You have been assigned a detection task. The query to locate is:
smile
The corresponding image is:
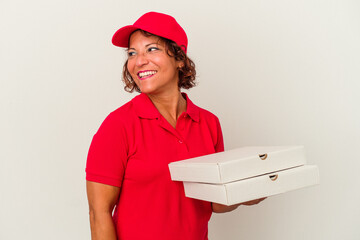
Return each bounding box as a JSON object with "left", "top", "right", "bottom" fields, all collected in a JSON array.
[{"left": 137, "top": 70, "right": 157, "bottom": 80}]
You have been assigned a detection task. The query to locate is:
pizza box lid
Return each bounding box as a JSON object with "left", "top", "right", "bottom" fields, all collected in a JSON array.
[{"left": 169, "top": 146, "right": 306, "bottom": 184}]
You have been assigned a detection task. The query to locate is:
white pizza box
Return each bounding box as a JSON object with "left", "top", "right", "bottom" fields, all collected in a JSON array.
[
  {"left": 169, "top": 146, "right": 306, "bottom": 184},
  {"left": 183, "top": 165, "right": 320, "bottom": 206}
]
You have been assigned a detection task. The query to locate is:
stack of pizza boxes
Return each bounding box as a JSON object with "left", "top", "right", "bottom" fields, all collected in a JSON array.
[{"left": 168, "top": 146, "right": 319, "bottom": 205}]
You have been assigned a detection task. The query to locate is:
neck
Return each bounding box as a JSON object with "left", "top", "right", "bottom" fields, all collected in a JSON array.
[{"left": 147, "top": 91, "right": 187, "bottom": 121}]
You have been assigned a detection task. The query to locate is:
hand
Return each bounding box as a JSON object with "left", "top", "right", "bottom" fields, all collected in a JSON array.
[
  {"left": 212, "top": 197, "right": 267, "bottom": 213},
  {"left": 240, "top": 197, "right": 267, "bottom": 206}
]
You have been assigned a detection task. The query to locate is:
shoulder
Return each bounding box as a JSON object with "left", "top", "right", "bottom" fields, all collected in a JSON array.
[
  {"left": 184, "top": 92, "right": 221, "bottom": 124},
  {"left": 196, "top": 106, "right": 222, "bottom": 134},
  {"left": 108, "top": 100, "right": 135, "bottom": 121},
  {"left": 190, "top": 99, "right": 224, "bottom": 151},
  {"left": 197, "top": 105, "right": 220, "bottom": 121},
  {"left": 190, "top": 100, "right": 221, "bottom": 124},
  {"left": 97, "top": 96, "right": 139, "bottom": 132}
]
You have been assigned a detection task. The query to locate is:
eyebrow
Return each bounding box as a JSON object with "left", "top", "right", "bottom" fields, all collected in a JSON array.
[{"left": 127, "top": 42, "right": 159, "bottom": 51}]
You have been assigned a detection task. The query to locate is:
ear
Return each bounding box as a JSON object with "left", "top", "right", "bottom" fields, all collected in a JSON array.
[{"left": 177, "top": 61, "right": 184, "bottom": 69}]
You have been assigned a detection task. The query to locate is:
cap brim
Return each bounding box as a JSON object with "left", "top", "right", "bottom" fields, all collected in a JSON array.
[{"left": 112, "top": 25, "right": 139, "bottom": 48}]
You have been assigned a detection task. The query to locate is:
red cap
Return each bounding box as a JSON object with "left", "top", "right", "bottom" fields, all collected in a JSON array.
[{"left": 112, "top": 12, "right": 188, "bottom": 53}]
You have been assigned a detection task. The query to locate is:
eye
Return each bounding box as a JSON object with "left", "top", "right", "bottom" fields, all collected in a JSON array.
[
  {"left": 127, "top": 51, "right": 136, "bottom": 57},
  {"left": 147, "top": 47, "right": 159, "bottom": 52}
]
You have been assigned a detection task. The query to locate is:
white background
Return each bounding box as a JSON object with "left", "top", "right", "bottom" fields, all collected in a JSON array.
[{"left": 1, "top": 0, "right": 359, "bottom": 239}]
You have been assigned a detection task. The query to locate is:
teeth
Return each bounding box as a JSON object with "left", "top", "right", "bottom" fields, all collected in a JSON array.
[{"left": 139, "top": 71, "right": 156, "bottom": 78}]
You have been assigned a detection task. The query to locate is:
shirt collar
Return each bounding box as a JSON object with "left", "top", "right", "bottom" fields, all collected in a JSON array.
[
  {"left": 131, "top": 92, "right": 200, "bottom": 122},
  {"left": 182, "top": 92, "right": 200, "bottom": 122}
]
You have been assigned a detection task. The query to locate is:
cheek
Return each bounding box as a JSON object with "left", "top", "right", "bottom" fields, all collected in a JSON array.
[
  {"left": 127, "top": 58, "right": 136, "bottom": 71},
  {"left": 126, "top": 61, "right": 137, "bottom": 77}
]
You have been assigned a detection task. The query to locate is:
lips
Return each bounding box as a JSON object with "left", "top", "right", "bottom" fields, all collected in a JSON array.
[{"left": 137, "top": 70, "right": 157, "bottom": 80}]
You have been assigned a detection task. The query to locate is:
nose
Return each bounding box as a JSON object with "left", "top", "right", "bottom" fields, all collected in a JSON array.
[{"left": 135, "top": 52, "right": 149, "bottom": 67}]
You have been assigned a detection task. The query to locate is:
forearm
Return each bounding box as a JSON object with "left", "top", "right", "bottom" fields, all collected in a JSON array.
[{"left": 89, "top": 211, "right": 117, "bottom": 240}]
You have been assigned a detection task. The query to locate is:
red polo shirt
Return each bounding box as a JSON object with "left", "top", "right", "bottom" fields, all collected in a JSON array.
[{"left": 86, "top": 92, "right": 224, "bottom": 240}]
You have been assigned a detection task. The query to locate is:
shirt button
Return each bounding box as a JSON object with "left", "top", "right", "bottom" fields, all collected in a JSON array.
[{"left": 178, "top": 140, "right": 183, "bottom": 144}]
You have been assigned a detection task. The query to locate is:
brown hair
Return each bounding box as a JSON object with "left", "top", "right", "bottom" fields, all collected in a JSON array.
[{"left": 122, "top": 30, "right": 196, "bottom": 93}]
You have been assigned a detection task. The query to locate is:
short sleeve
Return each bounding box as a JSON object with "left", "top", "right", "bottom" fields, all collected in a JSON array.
[
  {"left": 215, "top": 117, "right": 225, "bottom": 153},
  {"left": 85, "top": 112, "right": 128, "bottom": 187}
]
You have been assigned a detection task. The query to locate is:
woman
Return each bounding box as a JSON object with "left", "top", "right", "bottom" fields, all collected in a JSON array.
[{"left": 86, "top": 12, "right": 264, "bottom": 240}]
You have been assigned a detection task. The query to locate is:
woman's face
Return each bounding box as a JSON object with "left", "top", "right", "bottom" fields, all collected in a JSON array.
[{"left": 127, "top": 31, "right": 182, "bottom": 95}]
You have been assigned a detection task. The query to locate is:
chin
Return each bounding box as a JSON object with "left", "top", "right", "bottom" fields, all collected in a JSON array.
[
  {"left": 139, "top": 87, "right": 156, "bottom": 95},
  {"left": 138, "top": 84, "right": 161, "bottom": 94}
]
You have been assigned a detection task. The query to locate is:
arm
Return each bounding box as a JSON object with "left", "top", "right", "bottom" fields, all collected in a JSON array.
[
  {"left": 86, "top": 181, "right": 120, "bottom": 240},
  {"left": 212, "top": 197, "right": 267, "bottom": 213}
]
